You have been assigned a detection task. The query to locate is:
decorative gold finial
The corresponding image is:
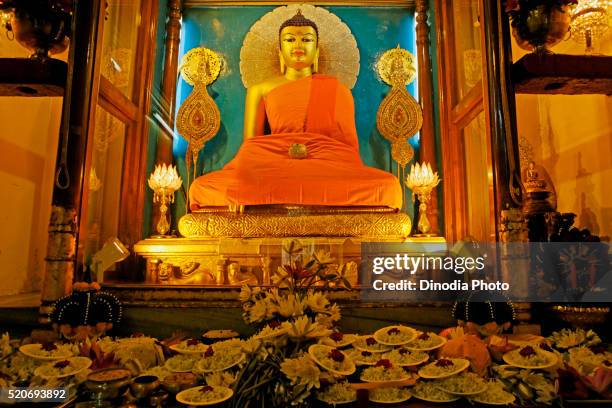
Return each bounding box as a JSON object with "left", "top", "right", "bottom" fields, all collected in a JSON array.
[
  {"left": 179, "top": 47, "right": 221, "bottom": 86},
  {"left": 377, "top": 46, "right": 417, "bottom": 86}
]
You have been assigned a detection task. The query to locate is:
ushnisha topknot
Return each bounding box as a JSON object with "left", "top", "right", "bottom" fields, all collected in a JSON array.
[{"left": 279, "top": 9, "right": 319, "bottom": 39}]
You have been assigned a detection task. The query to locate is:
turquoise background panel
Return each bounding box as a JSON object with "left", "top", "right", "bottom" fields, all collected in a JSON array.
[{"left": 169, "top": 6, "right": 418, "bottom": 224}]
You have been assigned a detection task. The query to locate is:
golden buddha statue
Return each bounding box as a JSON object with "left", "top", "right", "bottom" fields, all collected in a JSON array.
[
  {"left": 137, "top": 10, "right": 412, "bottom": 282},
  {"left": 188, "top": 11, "right": 402, "bottom": 210}
]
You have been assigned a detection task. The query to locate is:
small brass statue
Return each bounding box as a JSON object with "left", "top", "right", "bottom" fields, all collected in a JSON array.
[
  {"left": 228, "top": 262, "right": 258, "bottom": 286},
  {"left": 156, "top": 261, "right": 214, "bottom": 285}
]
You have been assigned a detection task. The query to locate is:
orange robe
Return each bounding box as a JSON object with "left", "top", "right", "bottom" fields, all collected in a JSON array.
[{"left": 189, "top": 75, "right": 402, "bottom": 209}]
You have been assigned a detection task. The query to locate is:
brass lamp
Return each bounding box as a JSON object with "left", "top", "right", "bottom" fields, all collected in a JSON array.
[
  {"left": 148, "top": 164, "right": 182, "bottom": 237},
  {"left": 406, "top": 162, "right": 441, "bottom": 236}
]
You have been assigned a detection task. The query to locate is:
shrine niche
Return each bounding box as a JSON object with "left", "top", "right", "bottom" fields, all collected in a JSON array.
[
  {"left": 3, "top": 1, "right": 612, "bottom": 407},
  {"left": 131, "top": 2, "right": 436, "bottom": 289}
]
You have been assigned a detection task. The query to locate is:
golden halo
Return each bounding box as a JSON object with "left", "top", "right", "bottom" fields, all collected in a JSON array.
[
  {"left": 240, "top": 4, "right": 360, "bottom": 89},
  {"left": 180, "top": 47, "right": 221, "bottom": 86},
  {"left": 377, "top": 46, "right": 417, "bottom": 86}
]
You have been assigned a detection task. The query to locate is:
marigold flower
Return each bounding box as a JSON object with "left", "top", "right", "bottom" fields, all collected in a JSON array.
[
  {"left": 281, "top": 355, "right": 321, "bottom": 389},
  {"left": 305, "top": 291, "right": 330, "bottom": 313},
  {"left": 282, "top": 316, "right": 332, "bottom": 340}
]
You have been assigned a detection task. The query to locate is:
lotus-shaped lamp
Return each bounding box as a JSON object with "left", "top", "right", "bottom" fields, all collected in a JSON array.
[
  {"left": 148, "top": 164, "right": 182, "bottom": 193},
  {"left": 406, "top": 162, "right": 440, "bottom": 192},
  {"left": 405, "top": 162, "right": 441, "bottom": 236},
  {"left": 148, "top": 164, "right": 182, "bottom": 237}
]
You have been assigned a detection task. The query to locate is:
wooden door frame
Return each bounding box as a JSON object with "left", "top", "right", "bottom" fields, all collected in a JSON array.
[
  {"left": 117, "top": 0, "right": 159, "bottom": 251},
  {"left": 433, "top": 0, "right": 495, "bottom": 242},
  {"left": 78, "top": 0, "right": 159, "bottom": 275}
]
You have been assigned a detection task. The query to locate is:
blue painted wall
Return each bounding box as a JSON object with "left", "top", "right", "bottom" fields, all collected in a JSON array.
[{"left": 170, "top": 6, "right": 418, "bottom": 223}]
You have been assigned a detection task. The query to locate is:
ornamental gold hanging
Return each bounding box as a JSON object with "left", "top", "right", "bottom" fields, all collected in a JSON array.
[
  {"left": 376, "top": 46, "right": 422, "bottom": 151},
  {"left": 176, "top": 47, "right": 222, "bottom": 198},
  {"left": 376, "top": 46, "right": 422, "bottom": 211},
  {"left": 176, "top": 84, "right": 221, "bottom": 164},
  {"left": 377, "top": 86, "right": 423, "bottom": 145}
]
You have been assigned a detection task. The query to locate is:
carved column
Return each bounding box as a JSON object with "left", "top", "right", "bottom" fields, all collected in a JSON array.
[
  {"left": 482, "top": 0, "right": 523, "bottom": 230},
  {"left": 415, "top": 0, "right": 439, "bottom": 234},
  {"left": 157, "top": 0, "right": 183, "bottom": 163},
  {"left": 40, "top": 0, "right": 103, "bottom": 323},
  {"left": 215, "top": 256, "right": 228, "bottom": 285},
  {"left": 499, "top": 209, "right": 529, "bottom": 298},
  {"left": 482, "top": 1, "right": 531, "bottom": 329},
  {"left": 261, "top": 256, "right": 272, "bottom": 285}
]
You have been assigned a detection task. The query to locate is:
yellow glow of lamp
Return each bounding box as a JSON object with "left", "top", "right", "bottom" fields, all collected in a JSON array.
[
  {"left": 0, "top": 10, "right": 12, "bottom": 30},
  {"left": 148, "top": 164, "right": 182, "bottom": 237},
  {"left": 570, "top": 0, "right": 610, "bottom": 53},
  {"left": 405, "top": 162, "right": 441, "bottom": 236}
]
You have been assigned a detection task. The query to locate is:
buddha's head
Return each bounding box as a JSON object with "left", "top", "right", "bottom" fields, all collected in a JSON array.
[{"left": 278, "top": 10, "right": 319, "bottom": 75}]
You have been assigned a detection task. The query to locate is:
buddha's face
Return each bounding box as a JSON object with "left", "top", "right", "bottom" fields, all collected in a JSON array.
[{"left": 279, "top": 25, "right": 318, "bottom": 71}]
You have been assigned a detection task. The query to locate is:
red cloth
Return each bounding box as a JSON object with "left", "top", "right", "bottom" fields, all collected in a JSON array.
[{"left": 189, "top": 75, "right": 402, "bottom": 209}]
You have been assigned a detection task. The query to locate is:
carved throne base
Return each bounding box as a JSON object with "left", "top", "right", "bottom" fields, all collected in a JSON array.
[
  {"left": 178, "top": 206, "right": 412, "bottom": 239},
  {"left": 133, "top": 235, "right": 446, "bottom": 286},
  {"left": 134, "top": 206, "right": 422, "bottom": 286},
  {"left": 135, "top": 237, "right": 352, "bottom": 285}
]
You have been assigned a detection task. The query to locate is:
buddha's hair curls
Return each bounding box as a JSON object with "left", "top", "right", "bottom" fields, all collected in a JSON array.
[{"left": 279, "top": 9, "right": 319, "bottom": 38}]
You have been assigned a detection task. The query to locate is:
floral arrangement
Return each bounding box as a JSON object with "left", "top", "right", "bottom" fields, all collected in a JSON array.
[
  {"left": 230, "top": 242, "right": 351, "bottom": 407},
  {"left": 1, "top": 242, "right": 610, "bottom": 406},
  {"left": 489, "top": 328, "right": 612, "bottom": 405},
  {"left": 240, "top": 242, "right": 348, "bottom": 329},
  {"left": 1, "top": 322, "right": 611, "bottom": 406},
  {"left": 531, "top": 213, "right": 610, "bottom": 301}
]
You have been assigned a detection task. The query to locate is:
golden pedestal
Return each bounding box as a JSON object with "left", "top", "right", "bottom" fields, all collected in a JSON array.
[
  {"left": 135, "top": 237, "right": 353, "bottom": 285},
  {"left": 134, "top": 207, "right": 424, "bottom": 286},
  {"left": 134, "top": 235, "right": 447, "bottom": 287}
]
